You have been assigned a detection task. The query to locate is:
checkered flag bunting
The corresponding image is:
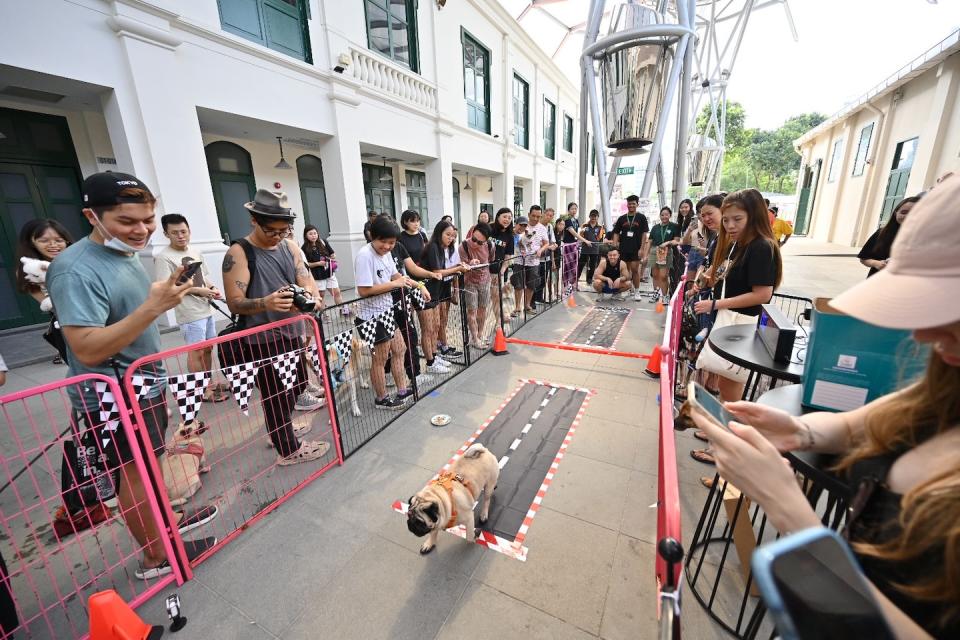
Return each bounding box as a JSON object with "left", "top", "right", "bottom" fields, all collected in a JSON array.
[
  {"left": 356, "top": 317, "right": 378, "bottom": 350},
  {"left": 377, "top": 308, "right": 397, "bottom": 337},
  {"left": 327, "top": 329, "right": 354, "bottom": 370},
  {"left": 407, "top": 287, "right": 426, "bottom": 310},
  {"left": 272, "top": 350, "right": 301, "bottom": 392},
  {"left": 308, "top": 343, "right": 324, "bottom": 377},
  {"left": 130, "top": 375, "right": 156, "bottom": 402},
  {"left": 222, "top": 363, "right": 257, "bottom": 415},
  {"left": 168, "top": 372, "right": 211, "bottom": 425},
  {"left": 93, "top": 381, "right": 122, "bottom": 448}
]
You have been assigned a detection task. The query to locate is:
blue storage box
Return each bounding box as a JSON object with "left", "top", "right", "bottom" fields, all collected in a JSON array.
[{"left": 801, "top": 298, "right": 927, "bottom": 411}]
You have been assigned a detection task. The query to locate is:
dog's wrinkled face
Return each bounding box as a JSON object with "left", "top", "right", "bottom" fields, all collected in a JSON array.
[{"left": 406, "top": 495, "right": 440, "bottom": 537}]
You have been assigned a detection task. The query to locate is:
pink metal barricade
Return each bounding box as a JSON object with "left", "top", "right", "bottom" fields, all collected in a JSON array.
[
  {"left": 123, "top": 314, "right": 343, "bottom": 569},
  {"left": 0, "top": 374, "right": 183, "bottom": 639},
  {"left": 656, "top": 280, "right": 685, "bottom": 638}
]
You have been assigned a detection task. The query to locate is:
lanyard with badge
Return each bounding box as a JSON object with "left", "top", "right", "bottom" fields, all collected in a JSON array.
[{"left": 625, "top": 214, "right": 639, "bottom": 239}]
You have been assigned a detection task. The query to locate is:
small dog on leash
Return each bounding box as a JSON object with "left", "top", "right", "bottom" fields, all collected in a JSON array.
[
  {"left": 160, "top": 421, "right": 210, "bottom": 507},
  {"left": 326, "top": 335, "right": 369, "bottom": 417},
  {"left": 406, "top": 443, "right": 499, "bottom": 554}
]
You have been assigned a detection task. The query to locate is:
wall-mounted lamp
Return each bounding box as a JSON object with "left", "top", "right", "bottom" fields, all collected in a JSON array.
[{"left": 274, "top": 137, "right": 292, "bottom": 170}]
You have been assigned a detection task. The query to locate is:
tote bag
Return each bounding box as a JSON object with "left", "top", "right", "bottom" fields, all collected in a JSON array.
[{"left": 695, "top": 244, "right": 755, "bottom": 384}]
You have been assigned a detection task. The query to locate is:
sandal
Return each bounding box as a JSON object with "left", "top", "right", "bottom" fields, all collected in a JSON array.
[
  {"left": 690, "top": 449, "right": 716, "bottom": 465},
  {"left": 277, "top": 440, "right": 330, "bottom": 466},
  {"left": 511, "top": 310, "right": 521, "bottom": 319},
  {"left": 693, "top": 430, "right": 709, "bottom": 442},
  {"left": 700, "top": 476, "right": 716, "bottom": 489}
]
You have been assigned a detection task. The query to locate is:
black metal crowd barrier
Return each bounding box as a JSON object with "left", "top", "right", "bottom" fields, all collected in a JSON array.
[{"left": 315, "top": 256, "right": 562, "bottom": 457}]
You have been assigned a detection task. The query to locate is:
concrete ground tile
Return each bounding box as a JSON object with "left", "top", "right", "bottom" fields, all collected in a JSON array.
[
  {"left": 140, "top": 578, "right": 278, "bottom": 639},
  {"left": 541, "top": 453, "right": 632, "bottom": 531},
  {"left": 583, "top": 392, "right": 650, "bottom": 425},
  {"left": 565, "top": 414, "right": 644, "bottom": 470},
  {"left": 375, "top": 509, "right": 488, "bottom": 577},
  {"left": 599, "top": 536, "right": 659, "bottom": 640},
  {"left": 587, "top": 370, "right": 658, "bottom": 395},
  {"left": 473, "top": 508, "right": 619, "bottom": 635},
  {"left": 436, "top": 580, "right": 596, "bottom": 640},
  {"left": 619, "top": 471, "right": 659, "bottom": 543},
  {"left": 281, "top": 535, "right": 470, "bottom": 640},
  {"left": 193, "top": 509, "right": 372, "bottom": 636},
  {"left": 630, "top": 426, "right": 660, "bottom": 475}
]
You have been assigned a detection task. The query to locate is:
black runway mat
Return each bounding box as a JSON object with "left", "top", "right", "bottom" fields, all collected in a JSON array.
[{"left": 561, "top": 306, "right": 631, "bottom": 349}]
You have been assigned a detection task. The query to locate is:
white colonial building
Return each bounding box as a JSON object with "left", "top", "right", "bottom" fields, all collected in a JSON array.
[{"left": 0, "top": 0, "right": 584, "bottom": 329}]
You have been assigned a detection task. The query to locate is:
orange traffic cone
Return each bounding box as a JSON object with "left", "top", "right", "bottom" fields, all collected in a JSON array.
[
  {"left": 643, "top": 345, "right": 662, "bottom": 379},
  {"left": 89, "top": 589, "right": 163, "bottom": 639},
  {"left": 655, "top": 298, "right": 665, "bottom": 314},
  {"left": 566, "top": 294, "right": 577, "bottom": 308},
  {"left": 491, "top": 326, "right": 509, "bottom": 356}
]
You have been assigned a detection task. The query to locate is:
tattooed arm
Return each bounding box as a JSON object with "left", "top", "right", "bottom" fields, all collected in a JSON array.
[
  {"left": 287, "top": 239, "right": 320, "bottom": 298},
  {"left": 223, "top": 244, "right": 265, "bottom": 315}
]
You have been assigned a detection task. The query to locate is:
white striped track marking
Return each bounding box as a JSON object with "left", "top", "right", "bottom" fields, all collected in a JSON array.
[{"left": 392, "top": 379, "right": 594, "bottom": 561}]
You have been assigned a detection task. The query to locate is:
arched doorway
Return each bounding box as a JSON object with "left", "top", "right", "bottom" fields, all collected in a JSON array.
[
  {"left": 296, "top": 154, "right": 330, "bottom": 238},
  {"left": 205, "top": 141, "right": 256, "bottom": 243},
  {"left": 452, "top": 177, "right": 461, "bottom": 231}
]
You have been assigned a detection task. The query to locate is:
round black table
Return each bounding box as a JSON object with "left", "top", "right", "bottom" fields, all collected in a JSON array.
[{"left": 707, "top": 324, "right": 803, "bottom": 400}]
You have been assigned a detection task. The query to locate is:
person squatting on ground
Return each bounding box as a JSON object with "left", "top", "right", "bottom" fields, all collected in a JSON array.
[
  {"left": 690, "top": 188, "right": 782, "bottom": 466},
  {"left": 385, "top": 211, "right": 440, "bottom": 386},
  {"left": 302, "top": 225, "right": 347, "bottom": 312},
  {"left": 417, "top": 220, "right": 469, "bottom": 371},
  {"left": 353, "top": 216, "right": 419, "bottom": 410},
  {"left": 592, "top": 247, "right": 631, "bottom": 300},
  {"left": 858, "top": 196, "right": 920, "bottom": 278},
  {"left": 612, "top": 194, "right": 650, "bottom": 301},
  {"left": 221, "top": 189, "right": 330, "bottom": 459},
  {"left": 459, "top": 222, "right": 494, "bottom": 348},
  {"left": 47, "top": 171, "right": 219, "bottom": 579},
  {"left": 155, "top": 214, "right": 229, "bottom": 407},
  {"left": 15, "top": 218, "right": 74, "bottom": 365},
  {"left": 690, "top": 174, "right": 960, "bottom": 638},
  {"left": 578, "top": 209, "right": 605, "bottom": 286},
  {"left": 649, "top": 206, "right": 682, "bottom": 302}
]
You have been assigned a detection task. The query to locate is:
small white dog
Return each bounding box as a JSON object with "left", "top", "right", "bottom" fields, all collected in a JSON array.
[
  {"left": 326, "top": 335, "right": 369, "bottom": 417},
  {"left": 20, "top": 257, "right": 53, "bottom": 311},
  {"left": 406, "top": 443, "right": 499, "bottom": 554}
]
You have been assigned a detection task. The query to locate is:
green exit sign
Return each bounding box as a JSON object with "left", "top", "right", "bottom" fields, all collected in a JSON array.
[{"left": 616, "top": 167, "right": 634, "bottom": 175}]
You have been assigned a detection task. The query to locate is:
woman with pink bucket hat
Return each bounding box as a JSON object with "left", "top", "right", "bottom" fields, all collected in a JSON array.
[{"left": 689, "top": 173, "right": 960, "bottom": 638}]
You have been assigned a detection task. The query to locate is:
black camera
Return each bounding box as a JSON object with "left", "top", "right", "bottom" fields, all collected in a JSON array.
[{"left": 285, "top": 284, "right": 317, "bottom": 312}]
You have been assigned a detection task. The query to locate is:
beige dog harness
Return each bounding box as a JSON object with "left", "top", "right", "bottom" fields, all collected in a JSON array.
[{"left": 431, "top": 471, "right": 477, "bottom": 529}]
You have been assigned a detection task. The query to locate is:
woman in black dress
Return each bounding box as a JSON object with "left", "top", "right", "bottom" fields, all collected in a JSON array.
[{"left": 858, "top": 196, "right": 920, "bottom": 277}]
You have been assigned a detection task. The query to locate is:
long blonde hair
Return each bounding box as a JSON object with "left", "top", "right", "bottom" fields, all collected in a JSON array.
[{"left": 838, "top": 352, "right": 960, "bottom": 626}]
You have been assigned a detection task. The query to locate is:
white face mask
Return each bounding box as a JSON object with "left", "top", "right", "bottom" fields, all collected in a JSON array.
[{"left": 92, "top": 215, "right": 141, "bottom": 254}]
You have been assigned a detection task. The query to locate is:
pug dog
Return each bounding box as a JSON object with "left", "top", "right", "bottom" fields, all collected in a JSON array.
[{"left": 406, "top": 443, "right": 499, "bottom": 555}]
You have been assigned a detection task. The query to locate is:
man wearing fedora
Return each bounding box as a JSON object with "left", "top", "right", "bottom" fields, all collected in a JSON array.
[{"left": 221, "top": 189, "right": 330, "bottom": 466}]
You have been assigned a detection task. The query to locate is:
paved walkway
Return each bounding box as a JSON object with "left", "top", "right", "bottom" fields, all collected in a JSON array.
[{"left": 0, "top": 248, "right": 866, "bottom": 639}]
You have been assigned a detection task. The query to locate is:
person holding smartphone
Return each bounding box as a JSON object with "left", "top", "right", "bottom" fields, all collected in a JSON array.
[{"left": 689, "top": 175, "right": 959, "bottom": 638}]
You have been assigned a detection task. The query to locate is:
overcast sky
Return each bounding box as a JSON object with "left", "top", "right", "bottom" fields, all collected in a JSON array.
[{"left": 501, "top": 0, "right": 960, "bottom": 131}]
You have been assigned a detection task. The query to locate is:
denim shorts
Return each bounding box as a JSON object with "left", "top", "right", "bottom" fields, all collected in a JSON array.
[{"left": 180, "top": 315, "right": 216, "bottom": 345}]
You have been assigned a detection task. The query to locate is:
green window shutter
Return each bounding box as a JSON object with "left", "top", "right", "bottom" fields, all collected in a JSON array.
[
  {"left": 544, "top": 99, "right": 555, "bottom": 159},
  {"left": 364, "top": 0, "right": 418, "bottom": 72},
  {"left": 513, "top": 74, "right": 529, "bottom": 149},
  {"left": 463, "top": 32, "right": 490, "bottom": 134},
  {"left": 563, "top": 114, "right": 573, "bottom": 153},
  {"left": 219, "top": 0, "right": 264, "bottom": 43},
  {"left": 219, "top": 0, "right": 311, "bottom": 62}
]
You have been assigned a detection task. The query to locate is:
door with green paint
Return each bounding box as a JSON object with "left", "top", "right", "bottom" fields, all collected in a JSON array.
[
  {"left": 205, "top": 141, "right": 257, "bottom": 243},
  {"left": 0, "top": 163, "right": 85, "bottom": 329},
  {"left": 296, "top": 155, "right": 330, "bottom": 238},
  {"left": 363, "top": 163, "right": 395, "bottom": 218},
  {"left": 878, "top": 137, "right": 919, "bottom": 227},
  {"left": 793, "top": 159, "right": 821, "bottom": 236}
]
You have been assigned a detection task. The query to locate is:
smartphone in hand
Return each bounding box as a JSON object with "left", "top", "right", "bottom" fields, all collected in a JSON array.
[
  {"left": 176, "top": 261, "right": 202, "bottom": 285},
  {"left": 687, "top": 381, "right": 737, "bottom": 431}
]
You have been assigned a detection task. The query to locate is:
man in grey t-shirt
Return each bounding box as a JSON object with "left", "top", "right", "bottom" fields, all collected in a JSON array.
[{"left": 47, "top": 171, "right": 217, "bottom": 579}]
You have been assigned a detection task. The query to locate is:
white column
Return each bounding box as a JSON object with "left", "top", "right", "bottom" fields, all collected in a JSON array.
[
  {"left": 425, "top": 127, "right": 455, "bottom": 229},
  {"left": 318, "top": 94, "right": 367, "bottom": 288}
]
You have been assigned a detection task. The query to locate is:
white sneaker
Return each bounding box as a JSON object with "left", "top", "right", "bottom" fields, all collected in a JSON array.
[
  {"left": 306, "top": 383, "right": 324, "bottom": 397},
  {"left": 426, "top": 361, "right": 452, "bottom": 374},
  {"left": 414, "top": 373, "right": 434, "bottom": 386},
  {"left": 433, "top": 355, "right": 452, "bottom": 367},
  {"left": 613, "top": 293, "right": 626, "bottom": 301},
  {"left": 633, "top": 290, "right": 643, "bottom": 302}
]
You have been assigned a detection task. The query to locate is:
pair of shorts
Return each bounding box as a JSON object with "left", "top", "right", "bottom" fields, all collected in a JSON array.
[
  {"left": 510, "top": 265, "right": 540, "bottom": 290},
  {"left": 316, "top": 275, "right": 339, "bottom": 291},
  {"left": 77, "top": 394, "right": 169, "bottom": 468},
  {"left": 180, "top": 315, "right": 215, "bottom": 345},
  {"left": 621, "top": 251, "right": 640, "bottom": 263},
  {"left": 355, "top": 316, "right": 396, "bottom": 345},
  {"left": 464, "top": 280, "right": 491, "bottom": 310}
]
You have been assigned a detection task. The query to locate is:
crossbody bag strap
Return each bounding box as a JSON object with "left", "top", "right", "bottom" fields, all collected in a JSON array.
[{"left": 232, "top": 238, "right": 258, "bottom": 331}]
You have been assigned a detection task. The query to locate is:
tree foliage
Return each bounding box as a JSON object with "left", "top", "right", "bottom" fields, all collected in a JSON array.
[{"left": 695, "top": 103, "right": 827, "bottom": 194}]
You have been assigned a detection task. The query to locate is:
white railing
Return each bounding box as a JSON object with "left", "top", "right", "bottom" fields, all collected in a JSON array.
[{"left": 350, "top": 47, "right": 438, "bottom": 111}]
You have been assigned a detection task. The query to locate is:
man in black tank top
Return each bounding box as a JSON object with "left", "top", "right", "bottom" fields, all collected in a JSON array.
[
  {"left": 222, "top": 189, "right": 330, "bottom": 466},
  {"left": 592, "top": 247, "right": 631, "bottom": 301}
]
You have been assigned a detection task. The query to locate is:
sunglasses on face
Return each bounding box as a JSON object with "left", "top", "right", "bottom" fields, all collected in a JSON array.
[{"left": 471, "top": 237, "right": 485, "bottom": 244}]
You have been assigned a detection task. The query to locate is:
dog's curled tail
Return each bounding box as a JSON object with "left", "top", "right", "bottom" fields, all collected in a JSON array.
[{"left": 462, "top": 443, "right": 487, "bottom": 459}]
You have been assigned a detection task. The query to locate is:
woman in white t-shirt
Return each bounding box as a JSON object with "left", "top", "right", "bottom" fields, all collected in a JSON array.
[{"left": 354, "top": 217, "right": 419, "bottom": 410}]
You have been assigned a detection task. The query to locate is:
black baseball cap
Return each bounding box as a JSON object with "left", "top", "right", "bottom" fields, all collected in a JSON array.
[{"left": 81, "top": 171, "right": 154, "bottom": 208}]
